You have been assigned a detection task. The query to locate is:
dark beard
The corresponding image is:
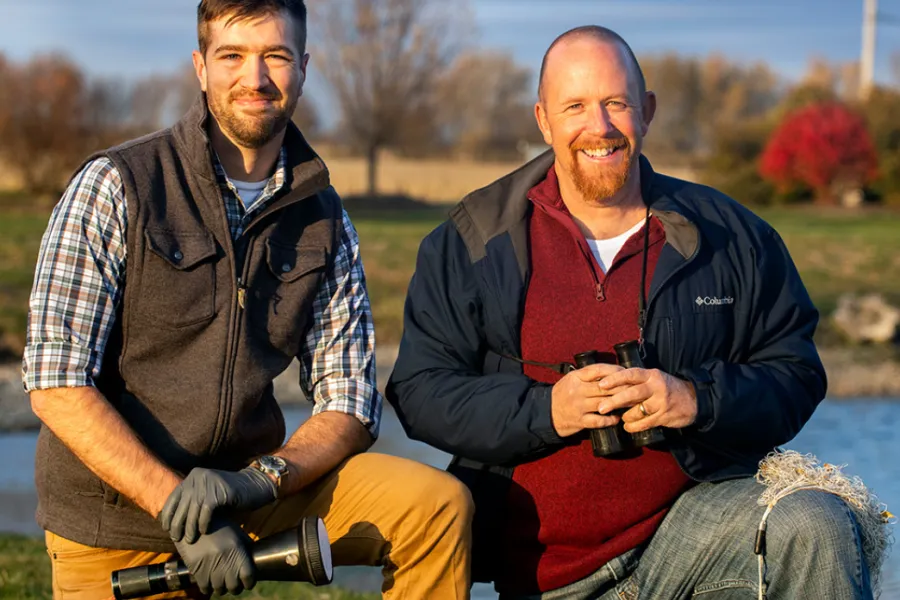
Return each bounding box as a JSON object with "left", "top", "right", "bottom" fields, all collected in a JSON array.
[
  {"left": 568, "top": 137, "right": 634, "bottom": 202},
  {"left": 208, "top": 89, "right": 297, "bottom": 149}
]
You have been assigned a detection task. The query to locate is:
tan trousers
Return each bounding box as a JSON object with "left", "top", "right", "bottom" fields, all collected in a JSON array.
[{"left": 45, "top": 453, "right": 474, "bottom": 600}]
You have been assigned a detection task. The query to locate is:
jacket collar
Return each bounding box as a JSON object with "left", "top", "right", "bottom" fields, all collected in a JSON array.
[
  {"left": 172, "top": 93, "right": 330, "bottom": 206},
  {"left": 456, "top": 150, "right": 699, "bottom": 260},
  {"left": 640, "top": 156, "right": 699, "bottom": 259}
]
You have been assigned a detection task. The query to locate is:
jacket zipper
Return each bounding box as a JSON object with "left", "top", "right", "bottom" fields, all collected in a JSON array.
[{"left": 535, "top": 202, "right": 607, "bottom": 303}]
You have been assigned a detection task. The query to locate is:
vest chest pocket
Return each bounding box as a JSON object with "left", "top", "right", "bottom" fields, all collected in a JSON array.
[
  {"left": 141, "top": 229, "right": 218, "bottom": 328},
  {"left": 247, "top": 239, "right": 328, "bottom": 354}
]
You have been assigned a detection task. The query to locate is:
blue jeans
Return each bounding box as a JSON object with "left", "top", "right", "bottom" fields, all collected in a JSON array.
[{"left": 502, "top": 477, "right": 872, "bottom": 600}]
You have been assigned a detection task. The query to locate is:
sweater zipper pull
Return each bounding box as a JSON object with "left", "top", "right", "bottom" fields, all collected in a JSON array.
[
  {"left": 237, "top": 278, "right": 247, "bottom": 310},
  {"left": 595, "top": 282, "right": 606, "bottom": 302}
]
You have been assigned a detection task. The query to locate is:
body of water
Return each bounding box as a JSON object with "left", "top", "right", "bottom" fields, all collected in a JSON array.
[{"left": 1, "top": 399, "right": 897, "bottom": 599}]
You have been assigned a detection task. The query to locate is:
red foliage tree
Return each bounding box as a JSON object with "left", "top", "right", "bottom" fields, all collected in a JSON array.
[{"left": 759, "top": 102, "right": 879, "bottom": 204}]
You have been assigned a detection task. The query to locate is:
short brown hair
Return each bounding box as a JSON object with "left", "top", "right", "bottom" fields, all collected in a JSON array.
[{"left": 197, "top": 0, "right": 308, "bottom": 55}]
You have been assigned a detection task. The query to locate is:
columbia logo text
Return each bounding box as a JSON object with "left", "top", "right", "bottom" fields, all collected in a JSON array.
[{"left": 696, "top": 296, "right": 735, "bottom": 306}]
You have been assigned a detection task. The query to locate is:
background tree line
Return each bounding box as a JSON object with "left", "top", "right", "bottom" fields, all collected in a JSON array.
[{"left": 0, "top": 0, "right": 898, "bottom": 204}]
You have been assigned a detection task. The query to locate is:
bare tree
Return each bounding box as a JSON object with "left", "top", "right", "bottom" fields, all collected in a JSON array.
[
  {"left": 0, "top": 54, "right": 137, "bottom": 194},
  {"left": 640, "top": 53, "right": 781, "bottom": 165},
  {"left": 129, "top": 73, "right": 176, "bottom": 131},
  {"left": 789, "top": 56, "right": 862, "bottom": 102},
  {"left": 436, "top": 50, "right": 541, "bottom": 160},
  {"left": 292, "top": 96, "right": 322, "bottom": 140},
  {"left": 130, "top": 63, "right": 199, "bottom": 132},
  {"left": 310, "top": 0, "right": 469, "bottom": 195},
  {"left": 0, "top": 53, "right": 11, "bottom": 139},
  {"left": 0, "top": 55, "right": 95, "bottom": 193},
  {"left": 640, "top": 53, "right": 702, "bottom": 162},
  {"left": 84, "top": 78, "right": 132, "bottom": 142}
]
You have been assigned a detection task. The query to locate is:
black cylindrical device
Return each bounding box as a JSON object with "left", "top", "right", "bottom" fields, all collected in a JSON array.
[
  {"left": 573, "top": 350, "right": 631, "bottom": 457},
  {"left": 111, "top": 516, "right": 332, "bottom": 599},
  {"left": 613, "top": 341, "right": 666, "bottom": 448}
]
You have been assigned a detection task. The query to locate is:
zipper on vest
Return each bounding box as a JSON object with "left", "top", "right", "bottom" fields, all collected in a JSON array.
[
  {"left": 211, "top": 240, "right": 251, "bottom": 456},
  {"left": 237, "top": 278, "right": 247, "bottom": 310},
  {"left": 595, "top": 281, "right": 606, "bottom": 301}
]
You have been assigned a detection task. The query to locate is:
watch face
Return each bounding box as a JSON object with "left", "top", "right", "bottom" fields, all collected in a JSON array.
[{"left": 259, "top": 455, "right": 287, "bottom": 472}]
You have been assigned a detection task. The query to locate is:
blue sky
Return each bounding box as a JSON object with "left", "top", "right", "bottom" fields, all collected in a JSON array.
[{"left": 2, "top": 0, "right": 899, "bottom": 123}]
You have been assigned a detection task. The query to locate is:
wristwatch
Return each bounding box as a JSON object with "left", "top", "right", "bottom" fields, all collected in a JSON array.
[{"left": 250, "top": 455, "right": 289, "bottom": 498}]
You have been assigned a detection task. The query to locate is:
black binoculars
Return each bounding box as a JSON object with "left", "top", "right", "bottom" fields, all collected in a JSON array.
[
  {"left": 111, "top": 516, "right": 332, "bottom": 599},
  {"left": 572, "top": 340, "right": 666, "bottom": 457}
]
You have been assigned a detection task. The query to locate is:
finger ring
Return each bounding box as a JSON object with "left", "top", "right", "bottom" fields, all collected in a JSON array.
[{"left": 639, "top": 402, "right": 649, "bottom": 417}]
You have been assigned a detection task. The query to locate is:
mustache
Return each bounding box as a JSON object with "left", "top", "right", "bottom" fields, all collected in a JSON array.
[
  {"left": 571, "top": 136, "right": 629, "bottom": 152},
  {"left": 230, "top": 89, "right": 282, "bottom": 102}
]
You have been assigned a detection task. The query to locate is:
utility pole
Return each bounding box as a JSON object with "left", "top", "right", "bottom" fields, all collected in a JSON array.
[{"left": 860, "top": 0, "right": 877, "bottom": 100}]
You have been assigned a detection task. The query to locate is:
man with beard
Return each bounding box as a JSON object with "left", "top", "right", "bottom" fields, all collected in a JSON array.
[
  {"left": 24, "top": 1, "right": 473, "bottom": 597},
  {"left": 387, "top": 26, "right": 872, "bottom": 600}
]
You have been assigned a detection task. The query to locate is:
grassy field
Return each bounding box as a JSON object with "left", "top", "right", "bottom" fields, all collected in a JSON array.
[
  {"left": 1, "top": 189, "right": 899, "bottom": 355},
  {"left": 0, "top": 192, "right": 50, "bottom": 358},
  {"left": 349, "top": 205, "right": 448, "bottom": 346},
  {"left": 755, "top": 207, "right": 900, "bottom": 315},
  {"left": 0, "top": 534, "right": 49, "bottom": 598},
  {"left": 0, "top": 533, "right": 380, "bottom": 599}
]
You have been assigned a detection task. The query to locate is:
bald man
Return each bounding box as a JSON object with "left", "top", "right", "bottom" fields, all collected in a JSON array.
[{"left": 387, "top": 25, "right": 871, "bottom": 600}]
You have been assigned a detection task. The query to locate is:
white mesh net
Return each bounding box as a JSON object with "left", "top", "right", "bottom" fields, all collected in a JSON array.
[{"left": 755, "top": 450, "right": 895, "bottom": 597}]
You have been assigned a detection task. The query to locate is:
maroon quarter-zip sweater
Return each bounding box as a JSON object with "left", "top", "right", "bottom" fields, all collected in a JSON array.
[{"left": 496, "top": 166, "right": 693, "bottom": 595}]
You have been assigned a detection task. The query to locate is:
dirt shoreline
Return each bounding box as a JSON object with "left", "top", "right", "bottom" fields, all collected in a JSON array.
[{"left": 1, "top": 346, "right": 898, "bottom": 432}]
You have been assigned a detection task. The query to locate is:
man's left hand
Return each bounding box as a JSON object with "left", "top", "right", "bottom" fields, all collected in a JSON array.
[
  {"left": 159, "top": 467, "right": 277, "bottom": 543},
  {"left": 596, "top": 368, "right": 698, "bottom": 432}
]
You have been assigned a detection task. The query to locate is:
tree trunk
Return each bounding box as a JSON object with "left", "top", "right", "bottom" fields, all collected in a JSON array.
[
  {"left": 814, "top": 188, "right": 839, "bottom": 206},
  {"left": 366, "top": 145, "right": 379, "bottom": 197}
]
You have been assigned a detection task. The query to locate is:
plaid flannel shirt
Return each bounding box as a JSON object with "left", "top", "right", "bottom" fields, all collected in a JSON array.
[{"left": 23, "top": 149, "right": 382, "bottom": 436}]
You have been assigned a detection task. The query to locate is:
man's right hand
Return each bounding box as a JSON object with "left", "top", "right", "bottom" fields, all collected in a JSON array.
[
  {"left": 550, "top": 363, "right": 625, "bottom": 437},
  {"left": 160, "top": 467, "right": 277, "bottom": 544},
  {"left": 172, "top": 516, "right": 257, "bottom": 596}
]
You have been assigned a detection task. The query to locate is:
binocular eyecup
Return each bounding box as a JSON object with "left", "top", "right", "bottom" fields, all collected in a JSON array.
[
  {"left": 574, "top": 341, "right": 666, "bottom": 458},
  {"left": 111, "top": 516, "right": 332, "bottom": 599}
]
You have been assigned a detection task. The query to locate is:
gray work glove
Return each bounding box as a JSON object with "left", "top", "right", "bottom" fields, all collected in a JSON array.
[
  {"left": 174, "top": 516, "right": 256, "bottom": 596},
  {"left": 160, "top": 467, "right": 277, "bottom": 543}
]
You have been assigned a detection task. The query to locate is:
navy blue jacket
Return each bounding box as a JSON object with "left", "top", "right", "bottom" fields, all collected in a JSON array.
[{"left": 387, "top": 152, "right": 826, "bottom": 483}]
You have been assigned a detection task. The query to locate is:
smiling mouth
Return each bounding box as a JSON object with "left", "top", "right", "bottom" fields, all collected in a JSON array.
[{"left": 578, "top": 144, "right": 626, "bottom": 160}]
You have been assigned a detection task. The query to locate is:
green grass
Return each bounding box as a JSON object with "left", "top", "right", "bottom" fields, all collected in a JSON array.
[
  {"left": 0, "top": 534, "right": 51, "bottom": 598},
  {"left": 755, "top": 207, "right": 900, "bottom": 345},
  {"left": 0, "top": 205, "right": 48, "bottom": 357},
  {"left": 1, "top": 201, "right": 898, "bottom": 354},
  {"left": 0, "top": 534, "right": 379, "bottom": 599},
  {"left": 348, "top": 206, "right": 448, "bottom": 346}
]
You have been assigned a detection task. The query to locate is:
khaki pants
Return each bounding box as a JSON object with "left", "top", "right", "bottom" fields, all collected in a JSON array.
[{"left": 45, "top": 453, "right": 474, "bottom": 600}]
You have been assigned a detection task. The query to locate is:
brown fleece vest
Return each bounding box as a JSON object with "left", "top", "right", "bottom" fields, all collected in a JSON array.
[{"left": 35, "top": 96, "right": 342, "bottom": 551}]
